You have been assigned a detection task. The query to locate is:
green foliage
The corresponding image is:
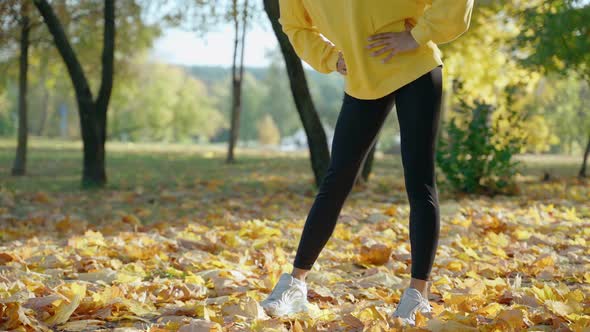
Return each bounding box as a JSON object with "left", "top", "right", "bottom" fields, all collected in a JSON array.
[
  {"left": 514, "top": 0, "right": 590, "bottom": 80},
  {"left": 191, "top": 47, "right": 345, "bottom": 143},
  {"left": 257, "top": 113, "right": 280, "bottom": 145},
  {"left": 534, "top": 72, "right": 590, "bottom": 154},
  {"left": 0, "top": 89, "right": 14, "bottom": 136},
  {"left": 437, "top": 92, "right": 525, "bottom": 195},
  {"left": 109, "top": 59, "right": 224, "bottom": 143}
]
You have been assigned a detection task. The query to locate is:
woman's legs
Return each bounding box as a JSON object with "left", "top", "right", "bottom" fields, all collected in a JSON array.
[
  {"left": 291, "top": 65, "right": 443, "bottom": 292},
  {"left": 292, "top": 91, "right": 396, "bottom": 280},
  {"left": 394, "top": 65, "right": 443, "bottom": 293}
]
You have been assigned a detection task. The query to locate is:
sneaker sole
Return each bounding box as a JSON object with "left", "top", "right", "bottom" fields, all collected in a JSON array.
[{"left": 261, "top": 300, "right": 309, "bottom": 317}]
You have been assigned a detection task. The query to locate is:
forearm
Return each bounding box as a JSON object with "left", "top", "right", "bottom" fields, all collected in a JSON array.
[
  {"left": 410, "top": 0, "right": 474, "bottom": 45},
  {"left": 278, "top": 0, "right": 340, "bottom": 73}
]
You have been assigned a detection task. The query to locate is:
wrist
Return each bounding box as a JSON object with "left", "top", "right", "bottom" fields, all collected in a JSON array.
[
  {"left": 410, "top": 25, "right": 430, "bottom": 46},
  {"left": 327, "top": 49, "right": 341, "bottom": 72}
]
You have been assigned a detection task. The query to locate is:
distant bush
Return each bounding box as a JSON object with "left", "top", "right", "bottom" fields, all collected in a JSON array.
[
  {"left": 0, "top": 91, "right": 14, "bottom": 136},
  {"left": 257, "top": 114, "right": 281, "bottom": 146},
  {"left": 436, "top": 93, "right": 526, "bottom": 195}
]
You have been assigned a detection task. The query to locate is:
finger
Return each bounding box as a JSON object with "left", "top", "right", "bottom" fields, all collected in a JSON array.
[
  {"left": 367, "top": 32, "right": 392, "bottom": 41},
  {"left": 382, "top": 50, "right": 398, "bottom": 63},
  {"left": 366, "top": 39, "right": 389, "bottom": 50},
  {"left": 370, "top": 45, "right": 394, "bottom": 57}
]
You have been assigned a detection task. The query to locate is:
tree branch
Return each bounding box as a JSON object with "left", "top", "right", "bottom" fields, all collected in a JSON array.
[
  {"left": 95, "top": 0, "right": 115, "bottom": 116},
  {"left": 33, "top": 0, "right": 94, "bottom": 106}
]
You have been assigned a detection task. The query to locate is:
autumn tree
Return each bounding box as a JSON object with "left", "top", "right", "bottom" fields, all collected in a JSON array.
[
  {"left": 512, "top": 0, "right": 590, "bottom": 177},
  {"left": 5, "top": 2, "right": 30, "bottom": 175},
  {"left": 32, "top": 0, "right": 115, "bottom": 188},
  {"left": 263, "top": 0, "right": 330, "bottom": 186},
  {"left": 0, "top": 0, "right": 42, "bottom": 176},
  {"left": 227, "top": 0, "right": 250, "bottom": 163}
]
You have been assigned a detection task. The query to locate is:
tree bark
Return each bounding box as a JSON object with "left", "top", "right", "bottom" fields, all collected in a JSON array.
[
  {"left": 96, "top": 0, "right": 115, "bottom": 143},
  {"left": 12, "top": 7, "right": 30, "bottom": 176},
  {"left": 37, "top": 88, "right": 51, "bottom": 136},
  {"left": 227, "top": 0, "right": 241, "bottom": 163},
  {"left": 34, "top": 0, "right": 115, "bottom": 188},
  {"left": 37, "top": 52, "right": 50, "bottom": 136},
  {"left": 579, "top": 133, "right": 590, "bottom": 178},
  {"left": 263, "top": 0, "right": 331, "bottom": 187}
]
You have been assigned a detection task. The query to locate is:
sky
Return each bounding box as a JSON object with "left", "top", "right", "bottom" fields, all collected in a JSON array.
[
  {"left": 151, "top": 23, "right": 279, "bottom": 68},
  {"left": 151, "top": 0, "right": 590, "bottom": 68}
]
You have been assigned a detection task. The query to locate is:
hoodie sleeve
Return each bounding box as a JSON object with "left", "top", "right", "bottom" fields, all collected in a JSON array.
[
  {"left": 410, "top": 0, "right": 474, "bottom": 46},
  {"left": 278, "top": 0, "right": 341, "bottom": 73}
]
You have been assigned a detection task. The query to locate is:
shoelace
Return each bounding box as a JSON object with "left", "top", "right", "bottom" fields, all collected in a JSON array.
[
  {"left": 266, "top": 276, "right": 303, "bottom": 301},
  {"left": 394, "top": 292, "right": 430, "bottom": 319}
]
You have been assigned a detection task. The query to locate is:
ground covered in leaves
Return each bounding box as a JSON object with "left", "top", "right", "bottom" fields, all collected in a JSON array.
[{"left": 0, "top": 140, "right": 589, "bottom": 331}]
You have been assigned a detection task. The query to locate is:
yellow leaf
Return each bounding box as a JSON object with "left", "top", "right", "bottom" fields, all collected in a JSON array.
[
  {"left": 122, "top": 298, "right": 159, "bottom": 317},
  {"left": 414, "top": 309, "right": 429, "bottom": 327},
  {"left": 359, "top": 243, "right": 392, "bottom": 265},
  {"left": 532, "top": 254, "right": 554, "bottom": 269},
  {"left": 185, "top": 273, "right": 207, "bottom": 285},
  {"left": 58, "top": 319, "right": 104, "bottom": 331},
  {"left": 293, "top": 320, "right": 304, "bottom": 332},
  {"left": 477, "top": 303, "right": 503, "bottom": 317},
  {"left": 426, "top": 318, "right": 478, "bottom": 331},
  {"left": 530, "top": 283, "right": 559, "bottom": 302},
  {"left": 496, "top": 309, "right": 526, "bottom": 330},
  {"left": 342, "top": 314, "right": 364, "bottom": 329},
  {"left": 357, "top": 305, "right": 386, "bottom": 322},
  {"left": 447, "top": 261, "right": 463, "bottom": 271},
  {"left": 45, "top": 283, "right": 86, "bottom": 326},
  {"left": 178, "top": 319, "right": 222, "bottom": 332},
  {"left": 545, "top": 300, "right": 574, "bottom": 317},
  {"left": 487, "top": 246, "right": 507, "bottom": 258},
  {"left": 1, "top": 303, "right": 33, "bottom": 330},
  {"left": 512, "top": 229, "right": 531, "bottom": 240}
]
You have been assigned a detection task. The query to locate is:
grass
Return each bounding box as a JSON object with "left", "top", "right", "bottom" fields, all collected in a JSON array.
[
  {"left": 0, "top": 137, "right": 588, "bottom": 227},
  {"left": 0, "top": 138, "right": 585, "bottom": 192}
]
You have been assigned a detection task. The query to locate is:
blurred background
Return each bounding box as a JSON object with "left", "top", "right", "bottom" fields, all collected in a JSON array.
[{"left": 0, "top": 0, "right": 588, "bottom": 192}]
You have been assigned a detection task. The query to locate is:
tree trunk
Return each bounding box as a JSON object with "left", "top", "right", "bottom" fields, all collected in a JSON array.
[
  {"left": 227, "top": 0, "right": 241, "bottom": 163},
  {"left": 37, "top": 89, "right": 51, "bottom": 136},
  {"left": 80, "top": 104, "right": 106, "bottom": 187},
  {"left": 12, "top": 9, "right": 30, "bottom": 176},
  {"left": 236, "top": 0, "right": 248, "bottom": 141},
  {"left": 579, "top": 133, "right": 590, "bottom": 178},
  {"left": 37, "top": 53, "right": 51, "bottom": 136},
  {"left": 34, "top": 0, "right": 115, "bottom": 188},
  {"left": 96, "top": 0, "right": 115, "bottom": 145},
  {"left": 263, "top": 0, "right": 331, "bottom": 187}
]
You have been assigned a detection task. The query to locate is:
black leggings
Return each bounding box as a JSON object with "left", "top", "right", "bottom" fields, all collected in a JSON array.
[{"left": 293, "top": 65, "right": 443, "bottom": 281}]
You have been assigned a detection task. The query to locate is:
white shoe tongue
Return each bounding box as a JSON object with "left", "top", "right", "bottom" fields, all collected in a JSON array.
[{"left": 406, "top": 288, "right": 423, "bottom": 299}]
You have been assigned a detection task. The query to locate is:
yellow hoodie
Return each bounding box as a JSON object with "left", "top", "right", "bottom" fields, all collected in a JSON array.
[{"left": 278, "top": 0, "right": 474, "bottom": 100}]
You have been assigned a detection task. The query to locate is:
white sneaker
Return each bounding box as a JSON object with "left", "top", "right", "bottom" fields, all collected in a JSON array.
[
  {"left": 260, "top": 273, "right": 309, "bottom": 317},
  {"left": 390, "top": 287, "right": 432, "bottom": 326}
]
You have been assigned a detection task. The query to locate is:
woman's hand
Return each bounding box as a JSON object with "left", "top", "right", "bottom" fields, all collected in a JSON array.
[
  {"left": 336, "top": 51, "right": 347, "bottom": 75},
  {"left": 366, "top": 20, "right": 419, "bottom": 63}
]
